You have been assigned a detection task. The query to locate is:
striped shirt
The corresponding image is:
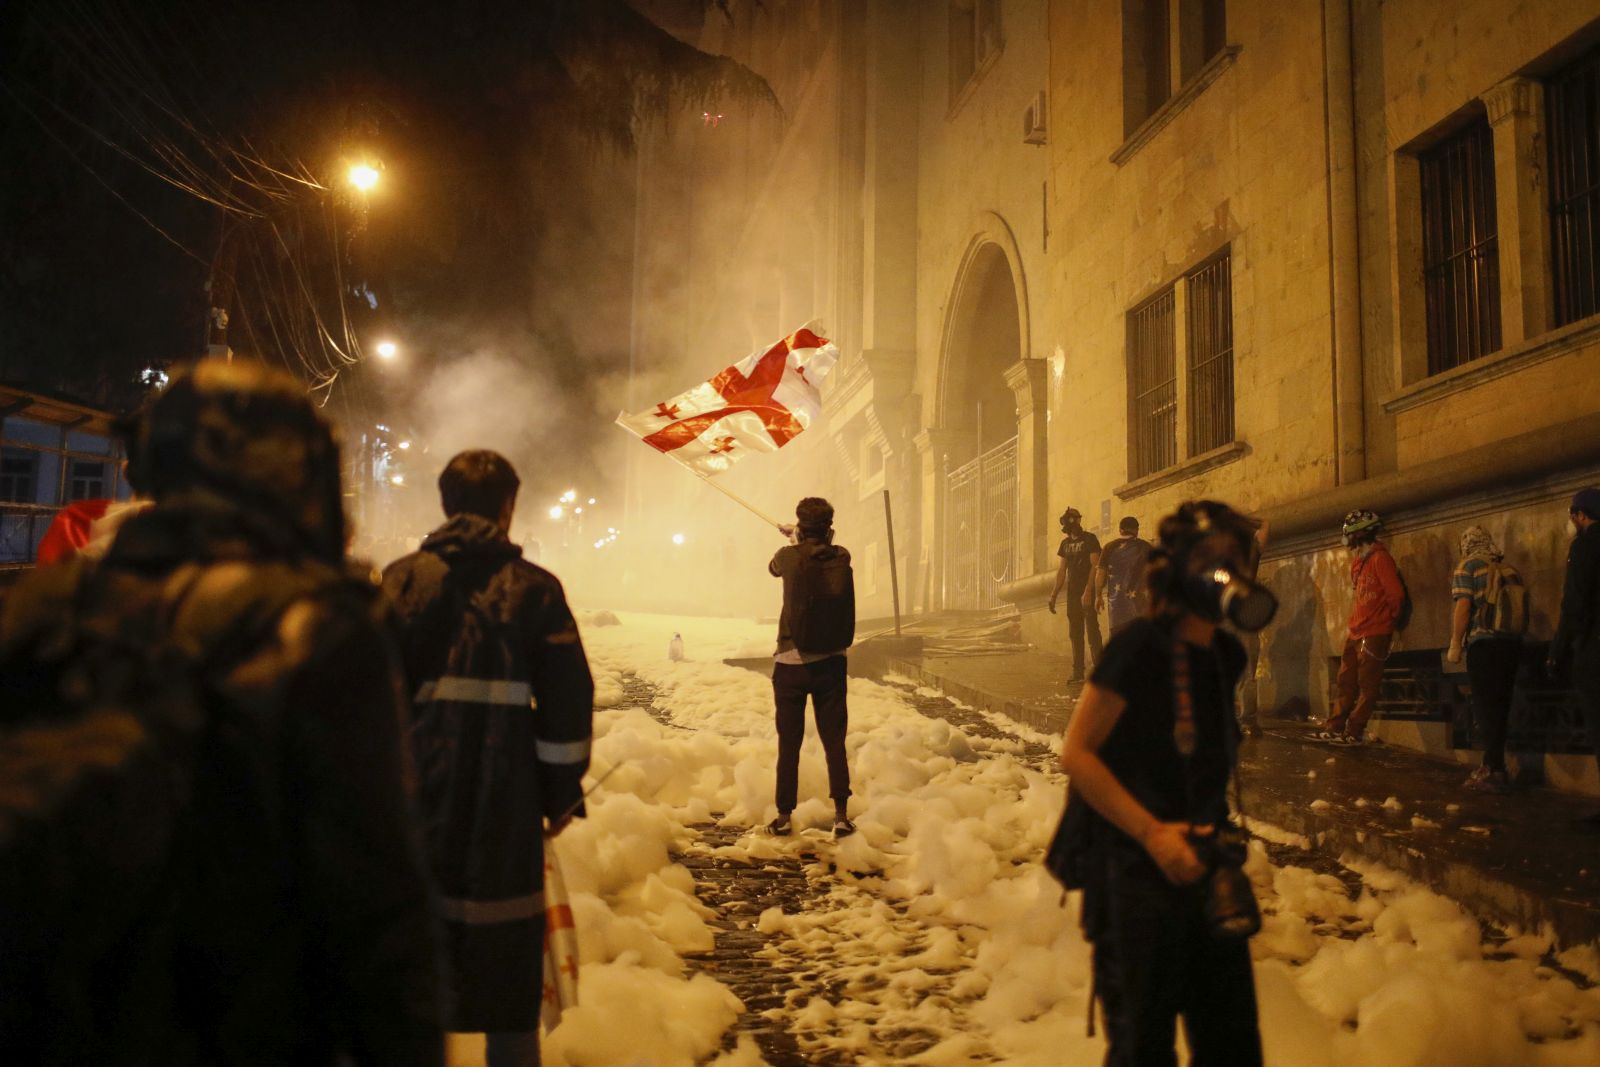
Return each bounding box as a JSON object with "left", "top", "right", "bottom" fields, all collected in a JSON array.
[{"left": 1450, "top": 555, "right": 1498, "bottom": 643}]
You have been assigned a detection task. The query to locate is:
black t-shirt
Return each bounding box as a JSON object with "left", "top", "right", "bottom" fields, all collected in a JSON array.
[
  {"left": 1089, "top": 617, "right": 1247, "bottom": 832},
  {"left": 1057, "top": 530, "right": 1102, "bottom": 590}
]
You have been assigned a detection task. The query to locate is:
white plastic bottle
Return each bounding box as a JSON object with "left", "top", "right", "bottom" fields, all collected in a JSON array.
[{"left": 668, "top": 633, "right": 685, "bottom": 661}]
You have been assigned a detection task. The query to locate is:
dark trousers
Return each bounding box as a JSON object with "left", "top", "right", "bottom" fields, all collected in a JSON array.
[
  {"left": 485, "top": 1031, "right": 540, "bottom": 1067},
  {"left": 1093, "top": 870, "right": 1262, "bottom": 1067},
  {"left": 1467, "top": 636, "right": 1521, "bottom": 772},
  {"left": 1067, "top": 586, "right": 1103, "bottom": 676},
  {"left": 1575, "top": 635, "right": 1600, "bottom": 775},
  {"left": 1328, "top": 632, "right": 1392, "bottom": 738},
  {"left": 773, "top": 657, "right": 851, "bottom": 814}
]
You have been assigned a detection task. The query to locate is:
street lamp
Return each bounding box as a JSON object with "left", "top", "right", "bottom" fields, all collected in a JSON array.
[
  {"left": 348, "top": 163, "right": 380, "bottom": 192},
  {"left": 549, "top": 505, "right": 565, "bottom": 520},
  {"left": 374, "top": 340, "right": 398, "bottom": 360}
]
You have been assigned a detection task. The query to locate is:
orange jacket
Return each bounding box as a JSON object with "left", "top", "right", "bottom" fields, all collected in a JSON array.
[{"left": 1348, "top": 541, "right": 1404, "bottom": 638}]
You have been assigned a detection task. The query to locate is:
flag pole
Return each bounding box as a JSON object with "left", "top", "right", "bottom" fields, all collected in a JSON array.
[
  {"left": 690, "top": 469, "right": 786, "bottom": 530},
  {"left": 615, "top": 415, "right": 787, "bottom": 529}
]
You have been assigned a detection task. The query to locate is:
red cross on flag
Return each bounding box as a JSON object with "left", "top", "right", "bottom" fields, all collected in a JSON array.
[{"left": 616, "top": 324, "right": 840, "bottom": 476}]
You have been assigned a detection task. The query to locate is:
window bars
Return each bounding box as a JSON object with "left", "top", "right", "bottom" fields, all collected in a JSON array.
[
  {"left": 1128, "top": 288, "right": 1178, "bottom": 479},
  {"left": 1186, "top": 252, "right": 1234, "bottom": 456},
  {"left": 1548, "top": 44, "right": 1600, "bottom": 328},
  {"left": 1420, "top": 119, "right": 1502, "bottom": 375}
]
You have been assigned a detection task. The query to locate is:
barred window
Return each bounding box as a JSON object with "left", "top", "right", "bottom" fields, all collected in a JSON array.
[
  {"left": 1420, "top": 119, "right": 1501, "bottom": 375},
  {"left": 1548, "top": 43, "right": 1600, "bottom": 327},
  {"left": 1127, "top": 288, "right": 1177, "bottom": 479},
  {"left": 0, "top": 449, "right": 38, "bottom": 503},
  {"left": 70, "top": 460, "right": 106, "bottom": 501},
  {"left": 1186, "top": 252, "right": 1234, "bottom": 455}
]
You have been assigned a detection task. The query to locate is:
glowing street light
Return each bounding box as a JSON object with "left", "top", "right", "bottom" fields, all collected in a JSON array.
[
  {"left": 374, "top": 340, "right": 398, "bottom": 360},
  {"left": 671, "top": 533, "right": 686, "bottom": 546},
  {"left": 398, "top": 440, "right": 411, "bottom": 450},
  {"left": 548, "top": 505, "right": 565, "bottom": 520},
  {"left": 560, "top": 489, "right": 577, "bottom": 504},
  {"left": 348, "top": 163, "right": 380, "bottom": 192},
  {"left": 390, "top": 474, "right": 405, "bottom": 486}
]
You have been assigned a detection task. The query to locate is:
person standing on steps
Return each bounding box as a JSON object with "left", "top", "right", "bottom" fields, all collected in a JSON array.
[
  {"left": 1448, "top": 526, "right": 1527, "bottom": 794},
  {"left": 1049, "top": 507, "right": 1103, "bottom": 681},
  {"left": 767, "top": 497, "right": 856, "bottom": 839},
  {"left": 1317, "top": 509, "right": 1405, "bottom": 746}
]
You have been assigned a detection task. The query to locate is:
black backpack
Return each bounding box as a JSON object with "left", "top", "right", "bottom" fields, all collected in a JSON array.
[
  {"left": 0, "top": 558, "right": 341, "bottom": 1059},
  {"left": 788, "top": 543, "right": 855, "bottom": 653}
]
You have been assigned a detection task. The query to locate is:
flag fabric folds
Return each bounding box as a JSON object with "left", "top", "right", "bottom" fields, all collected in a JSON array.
[
  {"left": 616, "top": 325, "right": 839, "bottom": 476},
  {"left": 540, "top": 835, "right": 579, "bottom": 1032}
]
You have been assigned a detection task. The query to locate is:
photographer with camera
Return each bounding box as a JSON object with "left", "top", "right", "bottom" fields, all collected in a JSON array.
[{"left": 1059, "top": 500, "right": 1272, "bottom": 1065}]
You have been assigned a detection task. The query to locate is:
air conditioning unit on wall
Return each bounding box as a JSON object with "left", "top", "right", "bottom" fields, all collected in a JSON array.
[{"left": 1023, "top": 90, "right": 1047, "bottom": 146}]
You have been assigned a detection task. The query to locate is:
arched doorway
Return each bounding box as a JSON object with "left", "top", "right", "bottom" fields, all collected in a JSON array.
[{"left": 938, "top": 239, "right": 1025, "bottom": 610}]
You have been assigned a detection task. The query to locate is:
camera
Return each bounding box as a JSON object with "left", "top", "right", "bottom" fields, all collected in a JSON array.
[
  {"left": 1188, "top": 823, "right": 1261, "bottom": 939},
  {"left": 1182, "top": 563, "right": 1278, "bottom": 633}
]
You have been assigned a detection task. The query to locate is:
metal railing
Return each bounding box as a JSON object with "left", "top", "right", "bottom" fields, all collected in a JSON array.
[
  {"left": 944, "top": 435, "right": 1018, "bottom": 610},
  {"left": 1187, "top": 252, "right": 1235, "bottom": 455},
  {"left": 0, "top": 502, "right": 59, "bottom": 567},
  {"left": 1128, "top": 287, "right": 1177, "bottom": 479},
  {"left": 1421, "top": 118, "right": 1501, "bottom": 375}
]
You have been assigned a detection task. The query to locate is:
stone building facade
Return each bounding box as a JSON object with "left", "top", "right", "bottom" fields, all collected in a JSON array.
[{"left": 627, "top": 1, "right": 1600, "bottom": 789}]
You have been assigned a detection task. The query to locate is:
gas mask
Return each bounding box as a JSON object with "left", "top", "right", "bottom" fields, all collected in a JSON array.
[{"left": 1180, "top": 562, "right": 1278, "bottom": 633}]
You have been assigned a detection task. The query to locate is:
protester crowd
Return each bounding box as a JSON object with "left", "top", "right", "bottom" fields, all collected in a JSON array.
[
  {"left": 1055, "top": 487, "right": 1600, "bottom": 814},
  {"left": 2, "top": 356, "right": 1597, "bottom": 1067}
]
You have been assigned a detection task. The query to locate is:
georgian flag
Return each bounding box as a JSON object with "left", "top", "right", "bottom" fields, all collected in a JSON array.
[{"left": 616, "top": 325, "right": 839, "bottom": 476}]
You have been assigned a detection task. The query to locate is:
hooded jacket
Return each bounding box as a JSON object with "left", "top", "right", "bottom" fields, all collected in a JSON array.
[
  {"left": 0, "top": 500, "right": 444, "bottom": 1067},
  {"left": 1553, "top": 521, "right": 1600, "bottom": 661},
  {"left": 381, "top": 513, "right": 593, "bottom": 1032}
]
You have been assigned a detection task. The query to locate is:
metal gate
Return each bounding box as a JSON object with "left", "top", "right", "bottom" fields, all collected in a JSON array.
[{"left": 944, "top": 435, "right": 1019, "bottom": 610}]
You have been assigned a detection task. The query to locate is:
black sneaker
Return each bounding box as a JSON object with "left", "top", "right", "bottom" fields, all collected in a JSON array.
[
  {"left": 766, "top": 816, "right": 792, "bottom": 837},
  {"left": 832, "top": 817, "right": 856, "bottom": 838}
]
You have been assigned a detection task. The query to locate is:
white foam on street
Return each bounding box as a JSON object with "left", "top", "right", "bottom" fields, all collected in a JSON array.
[{"left": 497, "top": 612, "right": 1600, "bottom": 1067}]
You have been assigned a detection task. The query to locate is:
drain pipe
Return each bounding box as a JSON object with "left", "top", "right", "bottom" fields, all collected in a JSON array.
[{"left": 1323, "top": 0, "right": 1366, "bottom": 484}]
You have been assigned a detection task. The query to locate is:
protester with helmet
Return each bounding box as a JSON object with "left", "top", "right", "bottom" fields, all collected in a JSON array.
[
  {"left": 0, "top": 359, "right": 444, "bottom": 1065},
  {"left": 1319, "top": 509, "right": 1406, "bottom": 745},
  {"left": 1060, "top": 500, "right": 1272, "bottom": 1066},
  {"left": 1049, "top": 506, "right": 1103, "bottom": 681}
]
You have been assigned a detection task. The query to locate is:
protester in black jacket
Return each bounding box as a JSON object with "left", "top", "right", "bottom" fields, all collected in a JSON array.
[
  {"left": 382, "top": 450, "right": 594, "bottom": 1067},
  {"left": 0, "top": 360, "right": 444, "bottom": 1067},
  {"left": 1551, "top": 486, "right": 1600, "bottom": 830},
  {"left": 1060, "top": 500, "right": 1265, "bottom": 1066}
]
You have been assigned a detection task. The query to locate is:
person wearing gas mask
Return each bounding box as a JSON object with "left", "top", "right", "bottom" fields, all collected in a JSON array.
[
  {"left": 1060, "top": 500, "right": 1273, "bottom": 1065},
  {"left": 1317, "top": 509, "right": 1405, "bottom": 745},
  {"left": 1550, "top": 487, "right": 1600, "bottom": 830},
  {"left": 1048, "top": 507, "right": 1103, "bottom": 681}
]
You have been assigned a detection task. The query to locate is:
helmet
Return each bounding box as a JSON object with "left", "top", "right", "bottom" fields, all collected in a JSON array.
[
  {"left": 130, "top": 358, "right": 346, "bottom": 562},
  {"left": 1340, "top": 509, "right": 1382, "bottom": 546}
]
